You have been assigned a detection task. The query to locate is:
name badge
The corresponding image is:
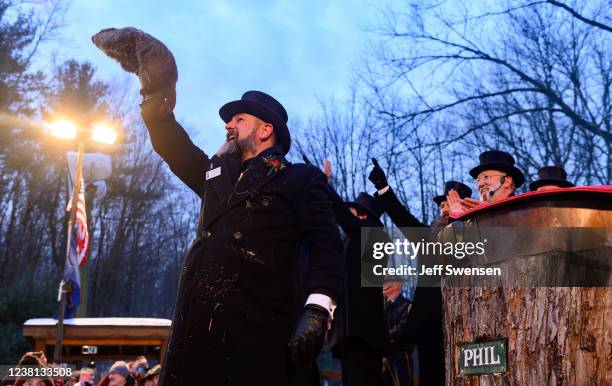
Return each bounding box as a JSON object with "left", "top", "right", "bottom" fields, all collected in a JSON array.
[{"left": 206, "top": 167, "right": 221, "bottom": 180}]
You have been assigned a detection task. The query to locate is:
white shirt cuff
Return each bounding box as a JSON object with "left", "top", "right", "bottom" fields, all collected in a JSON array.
[
  {"left": 377, "top": 186, "right": 390, "bottom": 195},
  {"left": 305, "top": 293, "right": 336, "bottom": 319}
]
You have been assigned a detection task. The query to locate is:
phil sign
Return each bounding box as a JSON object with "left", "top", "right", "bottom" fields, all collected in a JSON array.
[{"left": 459, "top": 339, "right": 507, "bottom": 375}]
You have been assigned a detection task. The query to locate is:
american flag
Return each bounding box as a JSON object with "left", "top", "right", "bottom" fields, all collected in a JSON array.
[{"left": 67, "top": 178, "right": 90, "bottom": 267}]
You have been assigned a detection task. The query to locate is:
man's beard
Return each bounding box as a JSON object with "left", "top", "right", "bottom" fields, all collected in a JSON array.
[
  {"left": 479, "top": 190, "right": 490, "bottom": 202},
  {"left": 216, "top": 129, "right": 257, "bottom": 158}
]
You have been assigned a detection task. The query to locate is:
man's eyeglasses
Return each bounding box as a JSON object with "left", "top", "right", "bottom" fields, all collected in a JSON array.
[{"left": 475, "top": 174, "right": 506, "bottom": 184}]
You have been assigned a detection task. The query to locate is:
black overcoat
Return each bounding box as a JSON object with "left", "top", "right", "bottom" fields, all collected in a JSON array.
[
  {"left": 326, "top": 188, "right": 390, "bottom": 353},
  {"left": 376, "top": 187, "right": 444, "bottom": 386},
  {"left": 141, "top": 100, "right": 343, "bottom": 386}
]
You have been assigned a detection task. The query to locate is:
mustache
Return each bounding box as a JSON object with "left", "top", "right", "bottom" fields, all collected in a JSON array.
[
  {"left": 226, "top": 129, "right": 237, "bottom": 142},
  {"left": 217, "top": 128, "right": 257, "bottom": 157}
]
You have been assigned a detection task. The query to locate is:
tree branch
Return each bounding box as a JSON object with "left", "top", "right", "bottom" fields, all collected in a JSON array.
[{"left": 546, "top": 0, "right": 612, "bottom": 33}]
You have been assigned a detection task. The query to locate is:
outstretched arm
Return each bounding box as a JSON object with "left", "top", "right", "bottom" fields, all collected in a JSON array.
[{"left": 141, "top": 95, "right": 210, "bottom": 196}]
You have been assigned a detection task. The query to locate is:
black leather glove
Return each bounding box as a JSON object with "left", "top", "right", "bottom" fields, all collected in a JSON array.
[
  {"left": 368, "top": 158, "right": 388, "bottom": 190},
  {"left": 288, "top": 304, "right": 329, "bottom": 364}
]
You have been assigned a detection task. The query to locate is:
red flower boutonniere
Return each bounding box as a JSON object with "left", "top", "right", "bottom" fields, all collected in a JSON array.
[{"left": 262, "top": 156, "right": 286, "bottom": 175}]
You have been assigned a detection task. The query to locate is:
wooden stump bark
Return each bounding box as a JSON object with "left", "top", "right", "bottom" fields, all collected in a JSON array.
[
  {"left": 441, "top": 189, "right": 612, "bottom": 385},
  {"left": 443, "top": 287, "right": 612, "bottom": 385}
]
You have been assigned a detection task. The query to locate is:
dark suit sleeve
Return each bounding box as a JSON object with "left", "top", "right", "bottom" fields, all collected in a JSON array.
[
  {"left": 390, "top": 287, "right": 443, "bottom": 345},
  {"left": 295, "top": 167, "right": 343, "bottom": 301},
  {"left": 429, "top": 215, "right": 449, "bottom": 241},
  {"left": 141, "top": 97, "right": 210, "bottom": 196},
  {"left": 388, "top": 301, "right": 412, "bottom": 342},
  {"left": 375, "top": 187, "right": 427, "bottom": 229}
]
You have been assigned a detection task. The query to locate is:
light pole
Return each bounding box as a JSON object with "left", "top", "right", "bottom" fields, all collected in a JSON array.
[{"left": 47, "top": 118, "right": 117, "bottom": 363}]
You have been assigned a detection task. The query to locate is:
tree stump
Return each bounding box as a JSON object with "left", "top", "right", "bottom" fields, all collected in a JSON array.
[
  {"left": 443, "top": 287, "right": 611, "bottom": 385},
  {"left": 441, "top": 188, "right": 612, "bottom": 385}
]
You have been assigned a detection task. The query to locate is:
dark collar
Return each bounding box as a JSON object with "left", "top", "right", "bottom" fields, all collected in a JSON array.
[{"left": 241, "top": 144, "right": 285, "bottom": 172}]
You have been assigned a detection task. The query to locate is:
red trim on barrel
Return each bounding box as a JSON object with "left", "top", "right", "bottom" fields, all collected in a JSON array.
[{"left": 449, "top": 186, "right": 612, "bottom": 220}]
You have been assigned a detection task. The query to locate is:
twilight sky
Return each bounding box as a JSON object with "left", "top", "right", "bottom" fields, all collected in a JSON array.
[{"left": 41, "top": 0, "right": 381, "bottom": 155}]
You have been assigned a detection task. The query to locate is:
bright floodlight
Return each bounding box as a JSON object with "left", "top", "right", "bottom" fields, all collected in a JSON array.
[
  {"left": 49, "top": 119, "right": 77, "bottom": 140},
  {"left": 91, "top": 123, "right": 118, "bottom": 144}
]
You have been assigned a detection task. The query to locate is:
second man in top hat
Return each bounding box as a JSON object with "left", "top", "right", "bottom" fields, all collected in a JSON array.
[
  {"left": 431, "top": 181, "right": 472, "bottom": 231},
  {"left": 448, "top": 150, "right": 525, "bottom": 214}
]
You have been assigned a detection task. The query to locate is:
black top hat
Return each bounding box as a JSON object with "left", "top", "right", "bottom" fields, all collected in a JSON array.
[
  {"left": 433, "top": 181, "right": 473, "bottom": 206},
  {"left": 529, "top": 166, "right": 574, "bottom": 191},
  {"left": 469, "top": 150, "right": 525, "bottom": 188},
  {"left": 346, "top": 192, "right": 384, "bottom": 220},
  {"left": 219, "top": 90, "right": 291, "bottom": 153}
]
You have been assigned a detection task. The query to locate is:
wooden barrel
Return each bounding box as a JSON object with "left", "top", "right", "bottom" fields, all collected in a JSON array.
[{"left": 441, "top": 187, "right": 612, "bottom": 385}]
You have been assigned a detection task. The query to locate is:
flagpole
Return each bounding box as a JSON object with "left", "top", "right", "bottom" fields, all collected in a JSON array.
[
  {"left": 77, "top": 184, "right": 95, "bottom": 318},
  {"left": 53, "top": 139, "right": 85, "bottom": 363}
]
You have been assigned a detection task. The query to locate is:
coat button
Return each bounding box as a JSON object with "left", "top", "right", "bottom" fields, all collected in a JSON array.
[
  {"left": 203, "top": 230, "right": 212, "bottom": 238},
  {"left": 261, "top": 198, "right": 270, "bottom": 206},
  {"left": 233, "top": 231, "right": 242, "bottom": 239}
]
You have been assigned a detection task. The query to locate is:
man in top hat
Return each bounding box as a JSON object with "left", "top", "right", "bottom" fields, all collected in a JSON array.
[
  {"left": 431, "top": 181, "right": 472, "bottom": 231},
  {"left": 338, "top": 192, "right": 392, "bottom": 386},
  {"left": 368, "top": 160, "right": 444, "bottom": 386},
  {"left": 433, "top": 181, "right": 473, "bottom": 213},
  {"left": 322, "top": 160, "right": 390, "bottom": 386},
  {"left": 530, "top": 166, "right": 575, "bottom": 191},
  {"left": 140, "top": 90, "right": 342, "bottom": 386},
  {"left": 448, "top": 150, "right": 525, "bottom": 214}
]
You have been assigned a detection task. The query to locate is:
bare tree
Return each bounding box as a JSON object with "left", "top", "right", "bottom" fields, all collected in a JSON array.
[
  {"left": 364, "top": 0, "right": 610, "bottom": 186},
  {"left": 293, "top": 86, "right": 379, "bottom": 201}
]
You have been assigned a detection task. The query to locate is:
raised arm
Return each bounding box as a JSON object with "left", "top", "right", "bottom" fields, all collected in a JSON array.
[
  {"left": 140, "top": 95, "right": 210, "bottom": 196},
  {"left": 376, "top": 187, "right": 426, "bottom": 228},
  {"left": 368, "top": 158, "right": 426, "bottom": 229}
]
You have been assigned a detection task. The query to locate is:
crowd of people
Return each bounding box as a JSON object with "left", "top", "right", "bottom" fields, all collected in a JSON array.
[{"left": 2, "top": 352, "right": 161, "bottom": 386}]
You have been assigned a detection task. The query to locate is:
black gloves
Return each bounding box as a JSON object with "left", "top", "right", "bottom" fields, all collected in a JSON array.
[
  {"left": 368, "top": 158, "right": 388, "bottom": 190},
  {"left": 288, "top": 304, "right": 329, "bottom": 364}
]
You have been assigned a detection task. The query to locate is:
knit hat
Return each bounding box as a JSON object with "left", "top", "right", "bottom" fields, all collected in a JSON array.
[{"left": 109, "top": 361, "right": 130, "bottom": 378}]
